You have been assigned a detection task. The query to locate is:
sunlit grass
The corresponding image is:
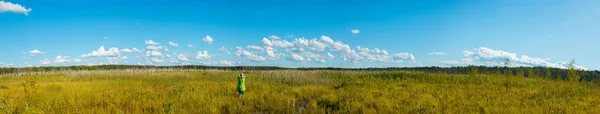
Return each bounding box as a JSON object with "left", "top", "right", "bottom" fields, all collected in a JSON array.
[{"left": 1, "top": 71, "right": 599, "bottom": 113}]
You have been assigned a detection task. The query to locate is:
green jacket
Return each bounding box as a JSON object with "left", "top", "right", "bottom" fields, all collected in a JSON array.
[{"left": 237, "top": 76, "right": 246, "bottom": 92}]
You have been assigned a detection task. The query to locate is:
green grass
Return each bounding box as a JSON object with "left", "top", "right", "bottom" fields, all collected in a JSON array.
[{"left": 1, "top": 71, "right": 600, "bottom": 113}]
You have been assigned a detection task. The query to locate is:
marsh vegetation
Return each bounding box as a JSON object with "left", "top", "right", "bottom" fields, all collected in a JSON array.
[{"left": 1, "top": 70, "right": 600, "bottom": 113}]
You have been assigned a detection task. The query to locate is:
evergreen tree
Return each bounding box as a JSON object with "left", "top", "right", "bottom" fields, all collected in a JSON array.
[
  {"left": 568, "top": 59, "right": 580, "bottom": 82},
  {"left": 546, "top": 68, "right": 552, "bottom": 80}
]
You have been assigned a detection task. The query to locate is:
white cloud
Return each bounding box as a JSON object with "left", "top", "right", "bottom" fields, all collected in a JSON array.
[
  {"left": 220, "top": 60, "right": 235, "bottom": 66},
  {"left": 293, "top": 38, "right": 326, "bottom": 51},
  {"left": 265, "top": 47, "right": 275, "bottom": 57},
  {"left": 131, "top": 48, "right": 142, "bottom": 52},
  {"left": 269, "top": 35, "right": 281, "bottom": 40},
  {"left": 392, "top": 53, "right": 415, "bottom": 62},
  {"left": 145, "top": 45, "right": 167, "bottom": 51},
  {"left": 357, "top": 46, "right": 391, "bottom": 62},
  {"left": 238, "top": 35, "right": 416, "bottom": 64},
  {"left": 81, "top": 46, "right": 120, "bottom": 58},
  {"left": 0, "top": 1, "right": 32, "bottom": 15},
  {"left": 235, "top": 47, "right": 266, "bottom": 61},
  {"left": 28, "top": 49, "right": 45, "bottom": 55},
  {"left": 40, "top": 58, "right": 51, "bottom": 65},
  {"left": 150, "top": 58, "right": 163, "bottom": 63},
  {"left": 145, "top": 51, "right": 163, "bottom": 57},
  {"left": 203, "top": 35, "right": 214, "bottom": 44},
  {"left": 187, "top": 44, "right": 193, "bottom": 48},
  {"left": 247, "top": 45, "right": 265, "bottom": 52},
  {"left": 261, "top": 38, "right": 272, "bottom": 46},
  {"left": 145, "top": 40, "right": 159, "bottom": 45},
  {"left": 459, "top": 47, "right": 586, "bottom": 69},
  {"left": 262, "top": 37, "right": 294, "bottom": 48},
  {"left": 290, "top": 53, "right": 305, "bottom": 62},
  {"left": 428, "top": 52, "right": 446, "bottom": 55},
  {"left": 53, "top": 56, "right": 71, "bottom": 64},
  {"left": 308, "top": 39, "right": 327, "bottom": 51},
  {"left": 320, "top": 36, "right": 335, "bottom": 44},
  {"left": 120, "top": 48, "right": 133, "bottom": 53},
  {"left": 351, "top": 29, "right": 360, "bottom": 34},
  {"left": 271, "top": 40, "right": 294, "bottom": 48},
  {"left": 177, "top": 54, "right": 189, "bottom": 61},
  {"left": 195, "top": 51, "right": 211, "bottom": 60},
  {"left": 219, "top": 46, "right": 231, "bottom": 55},
  {"left": 168, "top": 41, "right": 179, "bottom": 47},
  {"left": 327, "top": 53, "right": 335, "bottom": 59},
  {"left": 108, "top": 56, "right": 128, "bottom": 64}
]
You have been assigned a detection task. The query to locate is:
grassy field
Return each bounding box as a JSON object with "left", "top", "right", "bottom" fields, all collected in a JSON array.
[{"left": 1, "top": 70, "right": 600, "bottom": 113}]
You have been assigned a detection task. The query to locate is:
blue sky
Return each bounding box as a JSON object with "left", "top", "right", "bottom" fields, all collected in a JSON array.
[{"left": 1, "top": 0, "right": 599, "bottom": 70}]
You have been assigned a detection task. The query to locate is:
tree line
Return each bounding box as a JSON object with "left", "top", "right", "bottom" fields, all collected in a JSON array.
[{"left": 1, "top": 65, "right": 599, "bottom": 81}]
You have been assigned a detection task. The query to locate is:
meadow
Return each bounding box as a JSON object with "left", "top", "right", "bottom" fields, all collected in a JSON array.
[{"left": 1, "top": 70, "right": 600, "bottom": 113}]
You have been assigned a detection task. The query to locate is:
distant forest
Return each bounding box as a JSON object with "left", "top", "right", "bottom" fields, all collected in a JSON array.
[{"left": 1, "top": 65, "right": 600, "bottom": 81}]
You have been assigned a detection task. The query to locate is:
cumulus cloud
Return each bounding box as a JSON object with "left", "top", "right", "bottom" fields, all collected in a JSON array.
[
  {"left": 203, "top": 35, "right": 214, "bottom": 44},
  {"left": 168, "top": 41, "right": 179, "bottom": 47},
  {"left": 293, "top": 38, "right": 326, "bottom": 51},
  {"left": 290, "top": 53, "right": 305, "bottom": 62},
  {"left": 145, "top": 45, "right": 167, "bottom": 51},
  {"left": 108, "top": 56, "right": 128, "bottom": 64},
  {"left": 187, "top": 44, "right": 194, "bottom": 48},
  {"left": 318, "top": 36, "right": 364, "bottom": 63},
  {"left": 219, "top": 46, "right": 231, "bottom": 55},
  {"left": 131, "top": 48, "right": 142, "bottom": 52},
  {"left": 327, "top": 53, "right": 335, "bottom": 59},
  {"left": 28, "top": 49, "right": 45, "bottom": 55},
  {"left": 265, "top": 47, "right": 275, "bottom": 57},
  {"left": 238, "top": 35, "right": 416, "bottom": 64},
  {"left": 0, "top": 1, "right": 32, "bottom": 15},
  {"left": 177, "top": 54, "right": 188, "bottom": 61},
  {"left": 120, "top": 48, "right": 133, "bottom": 53},
  {"left": 262, "top": 37, "right": 294, "bottom": 48},
  {"left": 53, "top": 56, "right": 71, "bottom": 64},
  {"left": 145, "top": 40, "right": 159, "bottom": 45},
  {"left": 456, "top": 47, "right": 586, "bottom": 69},
  {"left": 357, "top": 46, "right": 391, "bottom": 62},
  {"left": 235, "top": 47, "right": 266, "bottom": 61},
  {"left": 428, "top": 52, "right": 446, "bottom": 55},
  {"left": 150, "top": 58, "right": 163, "bottom": 63},
  {"left": 269, "top": 35, "right": 281, "bottom": 40},
  {"left": 247, "top": 45, "right": 265, "bottom": 52},
  {"left": 195, "top": 51, "right": 211, "bottom": 60},
  {"left": 145, "top": 51, "right": 163, "bottom": 57},
  {"left": 40, "top": 58, "right": 51, "bottom": 65},
  {"left": 351, "top": 29, "right": 360, "bottom": 34},
  {"left": 81, "top": 46, "right": 120, "bottom": 58},
  {"left": 220, "top": 60, "right": 235, "bottom": 66},
  {"left": 261, "top": 38, "right": 272, "bottom": 46},
  {"left": 390, "top": 53, "right": 415, "bottom": 63}
]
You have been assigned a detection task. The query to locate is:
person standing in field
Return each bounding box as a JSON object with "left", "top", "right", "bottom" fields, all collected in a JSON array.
[{"left": 238, "top": 72, "right": 246, "bottom": 97}]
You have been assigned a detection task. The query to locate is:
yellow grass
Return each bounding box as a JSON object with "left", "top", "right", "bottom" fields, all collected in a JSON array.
[{"left": 1, "top": 71, "right": 600, "bottom": 113}]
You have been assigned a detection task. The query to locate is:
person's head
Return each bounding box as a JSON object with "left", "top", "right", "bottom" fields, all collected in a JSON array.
[{"left": 240, "top": 72, "right": 244, "bottom": 77}]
